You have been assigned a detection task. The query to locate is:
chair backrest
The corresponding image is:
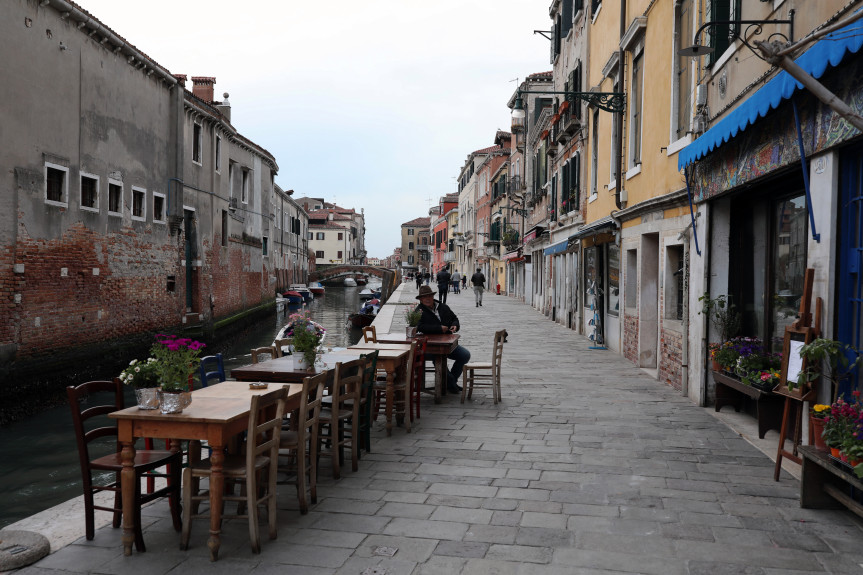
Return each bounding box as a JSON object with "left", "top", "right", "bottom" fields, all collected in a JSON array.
[
  {"left": 274, "top": 338, "right": 292, "bottom": 358},
  {"left": 298, "top": 372, "right": 327, "bottom": 441},
  {"left": 359, "top": 350, "right": 379, "bottom": 416},
  {"left": 67, "top": 380, "right": 123, "bottom": 482},
  {"left": 411, "top": 337, "right": 426, "bottom": 387},
  {"left": 403, "top": 340, "right": 418, "bottom": 388},
  {"left": 199, "top": 353, "right": 226, "bottom": 387},
  {"left": 251, "top": 346, "right": 278, "bottom": 364},
  {"left": 246, "top": 387, "right": 287, "bottom": 469},
  {"left": 492, "top": 330, "right": 506, "bottom": 375},
  {"left": 330, "top": 358, "right": 366, "bottom": 413},
  {"left": 361, "top": 326, "right": 377, "bottom": 343}
]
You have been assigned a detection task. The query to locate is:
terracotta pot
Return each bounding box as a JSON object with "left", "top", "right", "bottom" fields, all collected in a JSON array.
[
  {"left": 809, "top": 417, "right": 828, "bottom": 452},
  {"left": 830, "top": 447, "right": 841, "bottom": 458},
  {"left": 711, "top": 360, "right": 722, "bottom": 372}
]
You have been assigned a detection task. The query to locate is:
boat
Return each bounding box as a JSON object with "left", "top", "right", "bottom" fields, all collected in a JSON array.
[
  {"left": 290, "top": 284, "right": 313, "bottom": 302},
  {"left": 309, "top": 282, "right": 325, "bottom": 296},
  {"left": 355, "top": 275, "right": 368, "bottom": 286},
  {"left": 343, "top": 277, "right": 357, "bottom": 287},
  {"left": 281, "top": 290, "right": 304, "bottom": 305},
  {"left": 358, "top": 288, "right": 376, "bottom": 300},
  {"left": 273, "top": 318, "right": 327, "bottom": 353},
  {"left": 347, "top": 312, "right": 375, "bottom": 328}
]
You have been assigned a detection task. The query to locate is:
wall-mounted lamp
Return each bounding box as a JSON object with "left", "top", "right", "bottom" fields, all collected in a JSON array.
[
  {"left": 495, "top": 205, "right": 529, "bottom": 218},
  {"left": 679, "top": 10, "right": 794, "bottom": 60},
  {"left": 512, "top": 87, "right": 625, "bottom": 118}
]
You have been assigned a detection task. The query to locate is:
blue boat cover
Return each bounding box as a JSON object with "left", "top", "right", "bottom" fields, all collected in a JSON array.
[{"left": 678, "top": 14, "right": 863, "bottom": 170}]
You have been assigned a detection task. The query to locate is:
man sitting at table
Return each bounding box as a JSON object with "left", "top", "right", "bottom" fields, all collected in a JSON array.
[{"left": 414, "top": 285, "right": 471, "bottom": 394}]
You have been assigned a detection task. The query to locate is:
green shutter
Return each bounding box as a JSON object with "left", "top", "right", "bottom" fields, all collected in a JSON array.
[{"left": 709, "top": 0, "right": 731, "bottom": 66}]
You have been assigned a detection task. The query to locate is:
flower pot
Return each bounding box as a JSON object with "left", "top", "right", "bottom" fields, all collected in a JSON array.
[
  {"left": 293, "top": 355, "right": 309, "bottom": 371},
  {"left": 711, "top": 360, "right": 722, "bottom": 372},
  {"left": 158, "top": 390, "right": 192, "bottom": 414},
  {"left": 830, "top": 446, "right": 841, "bottom": 458},
  {"left": 134, "top": 388, "right": 160, "bottom": 410},
  {"left": 406, "top": 326, "right": 417, "bottom": 338},
  {"left": 809, "top": 416, "right": 828, "bottom": 452}
]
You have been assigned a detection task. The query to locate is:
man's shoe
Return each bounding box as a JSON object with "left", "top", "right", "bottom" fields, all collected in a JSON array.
[{"left": 447, "top": 384, "right": 462, "bottom": 393}]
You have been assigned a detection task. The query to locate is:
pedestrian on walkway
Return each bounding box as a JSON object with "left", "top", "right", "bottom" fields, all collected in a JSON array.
[
  {"left": 415, "top": 272, "right": 422, "bottom": 290},
  {"left": 424, "top": 271, "right": 431, "bottom": 285},
  {"left": 462, "top": 275, "right": 467, "bottom": 290},
  {"left": 414, "top": 285, "right": 470, "bottom": 394},
  {"left": 436, "top": 267, "right": 451, "bottom": 304},
  {"left": 451, "top": 270, "right": 461, "bottom": 294},
  {"left": 471, "top": 267, "right": 486, "bottom": 307}
]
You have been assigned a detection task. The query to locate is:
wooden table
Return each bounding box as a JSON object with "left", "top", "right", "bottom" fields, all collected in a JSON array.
[
  {"left": 109, "top": 381, "right": 302, "bottom": 561},
  {"left": 340, "top": 347, "right": 410, "bottom": 435},
  {"left": 712, "top": 371, "right": 790, "bottom": 439},
  {"left": 376, "top": 333, "right": 460, "bottom": 403}
]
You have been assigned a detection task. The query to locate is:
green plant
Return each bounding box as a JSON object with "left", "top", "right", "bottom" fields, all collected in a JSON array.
[
  {"left": 150, "top": 334, "right": 206, "bottom": 392},
  {"left": 287, "top": 311, "right": 325, "bottom": 365},
  {"left": 698, "top": 293, "right": 741, "bottom": 342},
  {"left": 810, "top": 404, "right": 831, "bottom": 419},
  {"left": 713, "top": 341, "right": 740, "bottom": 370},
  {"left": 119, "top": 358, "right": 160, "bottom": 389},
  {"left": 795, "top": 338, "right": 862, "bottom": 401},
  {"left": 404, "top": 306, "right": 422, "bottom": 327},
  {"left": 822, "top": 396, "right": 859, "bottom": 449}
]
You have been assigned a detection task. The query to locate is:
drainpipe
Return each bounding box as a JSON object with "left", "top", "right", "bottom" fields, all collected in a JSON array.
[
  {"left": 615, "top": 0, "right": 625, "bottom": 209},
  {"left": 681, "top": 237, "right": 690, "bottom": 397}
]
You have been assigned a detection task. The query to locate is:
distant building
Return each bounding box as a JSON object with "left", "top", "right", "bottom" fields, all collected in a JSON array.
[{"left": 400, "top": 217, "right": 430, "bottom": 275}]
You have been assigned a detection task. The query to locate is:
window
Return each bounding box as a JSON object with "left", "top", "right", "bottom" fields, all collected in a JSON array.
[
  {"left": 45, "top": 163, "right": 68, "bottom": 205},
  {"left": 590, "top": 110, "right": 599, "bottom": 196},
  {"left": 592, "top": 0, "right": 602, "bottom": 17},
  {"left": 408, "top": 228, "right": 414, "bottom": 235},
  {"left": 241, "top": 168, "right": 249, "bottom": 204},
  {"left": 153, "top": 192, "right": 166, "bottom": 223},
  {"left": 674, "top": 0, "right": 693, "bottom": 140},
  {"left": 228, "top": 162, "right": 234, "bottom": 198},
  {"left": 625, "top": 249, "right": 638, "bottom": 308},
  {"left": 80, "top": 173, "right": 99, "bottom": 211},
  {"left": 337, "top": 251, "right": 343, "bottom": 260},
  {"left": 108, "top": 180, "right": 122, "bottom": 215},
  {"left": 221, "top": 210, "right": 228, "bottom": 246},
  {"left": 338, "top": 232, "right": 343, "bottom": 240},
  {"left": 316, "top": 232, "right": 325, "bottom": 240},
  {"left": 215, "top": 135, "right": 222, "bottom": 173},
  {"left": 665, "top": 244, "right": 685, "bottom": 321},
  {"left": 193, "top": 122, "right": 202, "bottom": 165},
  {"left": 607, "top": 244, "right": 620, "bottom": 316},
  {"left": 315, "top": 250, "right": 324, "bottom": 259},
  {"left": 262, "top": 236, "right": 268, "bottom": 257},
  {"left": 610, "top": 79, "right": 619, "bottom": 182},
  {"left": 708, "top": 0, "right": 741, "bottom": 66},
  {"left": 629, "top": 48, "right": 644, "bottom": 168},
  {"left": 131, "top": 187, "right": 146, "bottom": 221},
  {"left": 408, "top": 255, "right": 415, "bottom": 264},
  {"left": 409, "top": 242, "right": 414, "bottom": 250},
  {"left": 307, "top": 232, "right": 313, "bottom": 240}
]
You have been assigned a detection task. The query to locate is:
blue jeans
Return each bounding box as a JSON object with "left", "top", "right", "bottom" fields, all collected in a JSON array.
[{"left": 447, "top": 344, "right": 471, "bottom": 388}]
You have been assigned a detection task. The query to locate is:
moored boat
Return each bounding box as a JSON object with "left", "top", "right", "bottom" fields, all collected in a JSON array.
[
  {"left": 273, "top": 318, "right": 327, "bottom": 353},
  {"left": 355, "top": 275, "right": 368, "bottom": 286},
  {"left": 358, "top": 288, "right": 375, "bottom": 300},
  {"left": 343, "top": 277, "right": 357, "bottom": 287},
  {"left": 347, "top": 312, "right": 375, "bottom": 328},
  {"left": 281, "top": 290, "right": 304, "bottom": 305},
  {"left": 290, "top": 284, "right": 313, "bottom": 301},
  {"left": 309, "top": 282, "right": 325, "bottom": 296}
]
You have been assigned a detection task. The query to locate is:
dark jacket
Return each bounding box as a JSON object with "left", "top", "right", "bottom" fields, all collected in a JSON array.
[
  {"left": 416, "top": 301, "right": 460, "bottom": 335},
  {"left": 436, "top": 269, "right": 451, "bottom": 286},
  {"left": 471, "top": 271, "right": 486, "bottom": 287}
]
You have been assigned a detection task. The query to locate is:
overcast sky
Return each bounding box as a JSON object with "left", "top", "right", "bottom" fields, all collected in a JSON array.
[{"left": 78, "top": 1, "right": 550, "bottom": 258}]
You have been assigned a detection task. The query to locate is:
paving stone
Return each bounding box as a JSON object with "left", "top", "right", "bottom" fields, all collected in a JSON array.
[
  {"left": 463, "top": 525, "right": 518, "bottom": 545},
  {"left": 378, "top": 502, "right": 435, "bottom": 519},
  {"left": 519, "top": 511, "right": 566, "bottom": 529},
  {"left": 433, "top": 540, "right": 490, "bottom": 558},
  {"left": 486, "top": 544, "right": 552, "bottom": 564},
  {"left": 383, "top": 518, "right": 468, "bottom": 541}
]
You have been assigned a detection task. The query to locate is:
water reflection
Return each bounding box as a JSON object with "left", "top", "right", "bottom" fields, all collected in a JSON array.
[{"left": 0, "top": 284, "right": 370, "bottom": 529}]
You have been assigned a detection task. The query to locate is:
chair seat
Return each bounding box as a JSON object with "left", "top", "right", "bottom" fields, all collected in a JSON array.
[
  {"left": 463, "top": 362, "right": 493, "bottom": 370},
  {"left": 188, "top": 454, "right": 271, "bottom": 477},
  {"left": 91, "top": 449, "right": 178, "bottom": 471},
  {"left": 319, "top": 406, "right": 352, "bottom": 422}
]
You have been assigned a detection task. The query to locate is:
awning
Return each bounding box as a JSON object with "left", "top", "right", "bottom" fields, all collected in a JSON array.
[
  {"left": 504, "top": 255, "right": 525, "bottom": 263},
  {"left": 543, "top": 239, "right": 569, "bottom": 256},
  {"left": 569, "top": 216, "right": 617, "bottom": 240},
  {"left": 678, "top": 13, "right": 863, "bottom": 170}
]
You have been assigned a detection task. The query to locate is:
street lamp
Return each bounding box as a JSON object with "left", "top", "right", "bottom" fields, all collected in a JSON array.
[
  {"left": 511, "top": 87, "right": 625, "bottom": 118},
  {"left": 678, "top": 11, "right": 794, "bottom": 60}
]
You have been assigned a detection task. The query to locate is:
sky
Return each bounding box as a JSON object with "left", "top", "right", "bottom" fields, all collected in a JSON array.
[{"left": 77, "top": 0, "right": 551, "bottom": 258}]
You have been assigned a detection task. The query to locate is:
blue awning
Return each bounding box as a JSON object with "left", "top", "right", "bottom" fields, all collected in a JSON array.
[
  {"left": 543, "top": 239, "right": 569, "bottom": 256},
  {"left": 678, "top": 14, "right": 863, "bottom": 170}
]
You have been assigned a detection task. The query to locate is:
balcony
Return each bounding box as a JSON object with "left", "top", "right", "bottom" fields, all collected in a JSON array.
[
  {"left": 416, "top": 245, "right": 430, "bottom": 252},
  {"left": 444, "top": 252, "right": 456, "bottom": 262},
  {"left": 506, "top": 176, "right": 524, "bottom": 195}
]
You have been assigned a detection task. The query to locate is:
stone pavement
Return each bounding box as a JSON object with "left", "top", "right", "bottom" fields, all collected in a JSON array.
[{"left": 12, "top": 282, "right": 863, "bottom": 574}]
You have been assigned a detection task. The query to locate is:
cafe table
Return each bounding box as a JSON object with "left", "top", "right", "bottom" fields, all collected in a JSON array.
[
  {"left": 109, "top": 381, "right": 302, "bottom": 561},
  {"left": 374, "top": 333, "right": 460, "bottom": 403},
  {"left": 338, "top": 346, "right": 411, "bottom": 435}
]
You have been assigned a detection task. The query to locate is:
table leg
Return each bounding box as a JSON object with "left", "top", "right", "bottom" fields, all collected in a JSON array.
[
  {"left": 385, "top": 370, "right": 395, "bottom": 436},
  {"left": 119, "top": 440, "right": 136, "bottom": 556},
  {"left": 400, "top": 362, "right": 411, "bottom": 433},
  {"left": 434, "top": 356, "right": 444, "bottom": 404},
  {"left": 207, "top": 444, "right": 225, "bottom": 561}
]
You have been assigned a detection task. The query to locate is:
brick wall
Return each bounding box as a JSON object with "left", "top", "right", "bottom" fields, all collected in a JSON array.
[
  {"left": 659, "top": 326, "right": 683, "bottom": 390},
  {"left": 623, "top": 313, "right": 638, "bottom": 363}
]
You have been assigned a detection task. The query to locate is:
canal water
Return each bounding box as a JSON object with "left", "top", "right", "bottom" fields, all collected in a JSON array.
[{"left": 0, "top": 284, "right": 370, "bottom": 529}]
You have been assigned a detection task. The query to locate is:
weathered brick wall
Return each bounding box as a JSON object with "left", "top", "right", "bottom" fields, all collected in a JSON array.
[
  {"left": 659, "top": 326, "right": 683, "bottom": 390},
  {"left": 623, "top": 313, "right": 638, "bottom": 363}
]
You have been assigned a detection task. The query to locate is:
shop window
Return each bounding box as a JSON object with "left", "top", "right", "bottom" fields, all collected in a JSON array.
[
  {"left": 770, "top": 195, "right": 808, "bottom": 347},
  {"left": 665, "top": 244, "right": 685, "bottom": 321},
  {"left": 607, "top": 244, "right": 620, "bottom": 316},
  {"left": 625, "top": 248, "right": 638, "bottom": 309}
]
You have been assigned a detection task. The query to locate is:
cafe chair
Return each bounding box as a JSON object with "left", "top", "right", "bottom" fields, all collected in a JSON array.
[
  {"left": 361, "top": 326, "right": 377, "bottom": 343},
  {"left": 274, "top": 338, "right": 293, "bottom": 358},
  {"left": 181, "top": 386, "right": 287, "bottom": 554},
  {"left": 198, "top": 353, "right": 226, "bottom": 387},
  {"left": 279, "top": 372, "right": 326, "bottom": 514},
  {"left": 251, "top": 346, "right": 278, "bottom": 364},
  {"left": 317, "top": 358, "right": 366, "bottom": 479},
  {"left": 373, "top": 340, "right": 418, "bottom": 427},
  {"left": 410, "top": 337, "right": 427, "bottom": 421},
  {"left": 461, "top": 329, "right": 506, "bottom": 404},
  {"left": 356, "top": 351, "right": 379, "bottom": 455},
  {"left": 67, "top": 379, "right": 182, "bottom": 552}
]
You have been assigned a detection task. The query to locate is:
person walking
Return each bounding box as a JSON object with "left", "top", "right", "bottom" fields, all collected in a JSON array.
[
  {"left": 424, "top": 271, "right": 431, "bottom": 285},
  {"left": 462, "top": 274, "right": 467, "bottom": 290},
  {"left": 436, "top": 267, "right": 451, "bottom": 304},
  {"left": 415, "top": 271, "right": 423, "bottom": 290},
  {"left": 451, "top": 270, "right": 461, "bottom": 294},
  {"left": 471, "top": 267, "right": 486, "bottom": 307},
  {"left": 414, "top": 285, "right": 470, "bottom": 394}
]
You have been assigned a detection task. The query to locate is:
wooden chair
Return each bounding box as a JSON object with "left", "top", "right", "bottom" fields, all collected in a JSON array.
[
  {"left": 410, "top": 337, "right": 427, "bottom": 421},
  {"left": 274, "top": 338, "right": 293, "bottom": 358},
  {"left": 279, "top": 372, "right": 326, "bottom": 514},
  {"left": 317, "top": 358, "right": 366, "bottom": 479},
  {"left": 181, "top": 386, "right": 287, "bottom": 554},
  {"left": 373, "top": 341, "right": 418, "bottom": 427},
  {"left": 251, "top": 346, "right": 278, "bottom": 364},
  {"left": 461, "top": 329, "right": 506, "bottom": 404},
  {"left": 361, "top": 326, "right": 377, "bottom": 343},
  {"left": 67, "top": 379, "right": 182, "bottom": 552},
  {"left": 356, "top": 351, "right": 379, "bottom": 455},
  {"left": 198, "top": 353, "right": 226, "bottom": 387}
]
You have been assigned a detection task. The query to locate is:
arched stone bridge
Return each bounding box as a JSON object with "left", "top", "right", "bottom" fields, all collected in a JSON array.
[{"left": 310, "top": 265, "right": 392, "bottom": 284}]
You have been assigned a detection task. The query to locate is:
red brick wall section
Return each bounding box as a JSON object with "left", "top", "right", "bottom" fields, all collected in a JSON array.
[
  {"left": 623, "top": 313, "right": 638, "bottom": 364},
  {"left": 659, "top": 326, "right": 683, "bottom": 390}
]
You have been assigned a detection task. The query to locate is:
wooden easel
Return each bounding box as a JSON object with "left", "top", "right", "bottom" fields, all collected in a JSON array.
[{"left": 774, "top": 268, "right": 819, "bottom": 481}]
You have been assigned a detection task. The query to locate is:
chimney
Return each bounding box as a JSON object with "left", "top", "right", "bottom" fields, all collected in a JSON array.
[
  {"left": 215, "top": 92, "right": 231, "bottom": 123},
  {"left": 173, "top": 74, "right": 187, "bottom": 88},
  {"left": 191, "top": 76, "right": 216, "bottom": 103}
]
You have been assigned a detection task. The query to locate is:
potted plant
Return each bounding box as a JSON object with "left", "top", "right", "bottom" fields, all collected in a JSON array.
[
  {"left": 712, "top": 341, "right": 740, "bottom": 373},
  {"left": 699, "top": 293, "right": 741, "bottom": 358},
  {"left": 404, "top": 306, "right": 422, "bottom": 338},
  {"left": 150, "top": 334, "right": 206, "bottom": 413},
  {"left": 286, "top": 311, "right": 324, "bottom": 370},
  {"left": 794, "top": 338, "right": 862, "bottom": 401},
  {"left": 809, "top": 404, "right": 831, "bottom": 452},
  {"left": 119, "top": 358, "right": 161, "bottom": 409},
  {"left": 822, "top": 395, "right": 860, "bottom": 458}
]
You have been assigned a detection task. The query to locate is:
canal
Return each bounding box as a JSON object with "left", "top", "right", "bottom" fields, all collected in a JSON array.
[{"left": 0, "top": 284, "right": 370, "bottom": 529}]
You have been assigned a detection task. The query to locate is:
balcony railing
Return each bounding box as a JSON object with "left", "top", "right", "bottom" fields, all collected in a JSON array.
[
  {"left": 506, "top": 176, "right": 524, "bottom": 195},
  {"left": 444, "top": 252, "right": 456, "bottom": 262},
  {"left": 416, "top": 245, "right": 430, "bottom": 252}
]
